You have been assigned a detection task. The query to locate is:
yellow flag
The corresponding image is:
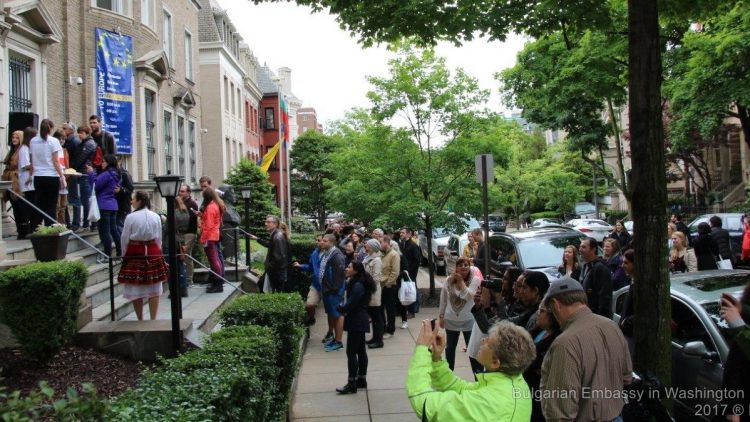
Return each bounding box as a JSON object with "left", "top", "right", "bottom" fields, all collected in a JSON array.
[{"left": 259, "top": 140, "right": 282, "bottom": 173}]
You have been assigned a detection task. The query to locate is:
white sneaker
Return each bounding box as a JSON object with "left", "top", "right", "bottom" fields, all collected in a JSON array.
[
  {"left": 382, "top": 333, "right": 393, "bottom": 339},
  {"left": 401, "top": 321, "right": 408, "bottom": 329}
]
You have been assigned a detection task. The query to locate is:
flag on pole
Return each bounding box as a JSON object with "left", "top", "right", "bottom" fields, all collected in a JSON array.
[
  {"left": 259, "top": 140, "right": 282, "bottom": 173},
  {"left": 280, "top": 98, "right": 289, "bottom": 146}
]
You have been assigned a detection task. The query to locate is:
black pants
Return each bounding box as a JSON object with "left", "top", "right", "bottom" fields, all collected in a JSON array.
[
  {"left": 367, "top": 306, "right": 384, "bottom": 342},
  {"left": 445, "top": 329, "right": 472, "bottom": 371},
  {"left": 32, "top": 176, "right": 60, "bottom": 229},
  {"left": 346, "top": 331, "right": 368, "bottom": 380},
  {"left": 382, "top": 286, "right": 398, "bottom": 334},
  {"left": 12, "top": 191, "right": 34, "bottom": 237}
]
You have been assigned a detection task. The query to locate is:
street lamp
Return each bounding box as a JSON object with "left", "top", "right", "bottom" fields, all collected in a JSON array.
[
  {"left": 240, "top": 186, "right": 252, "bottom": 268},
  {"left": 155, "top": 173, "right": 184, "bottom": 356}
]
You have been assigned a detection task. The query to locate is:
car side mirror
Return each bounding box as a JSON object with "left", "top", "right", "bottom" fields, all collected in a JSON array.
[{"left": 682, "top": 340, "right": 717, "bottom": 360}]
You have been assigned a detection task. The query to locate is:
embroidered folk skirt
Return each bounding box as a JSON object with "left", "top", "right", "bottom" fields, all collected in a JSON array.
[{"left": 119, "top": 240, "right": 169, "bottom": 300}]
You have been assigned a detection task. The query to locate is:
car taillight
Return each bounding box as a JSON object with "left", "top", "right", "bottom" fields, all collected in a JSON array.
[{"left": 578, "top": 227, "right": 592, "bottom": 232}]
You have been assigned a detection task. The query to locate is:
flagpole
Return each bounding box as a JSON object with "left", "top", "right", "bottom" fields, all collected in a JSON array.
[{"left": 278, "top": 92, "right": 285, "bottom": 223}]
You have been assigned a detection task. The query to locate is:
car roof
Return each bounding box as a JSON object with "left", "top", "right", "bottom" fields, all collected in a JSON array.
[
  {"left": 670, "top": 270, "right": 749, "bottom": 305},
  {"left": 490, "top": 227, "right": 580, "bottom": 241}
]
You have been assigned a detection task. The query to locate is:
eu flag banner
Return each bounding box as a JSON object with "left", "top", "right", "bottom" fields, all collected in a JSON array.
[{"left": 95, "top": 28, "right": 134, "bottom": 154}]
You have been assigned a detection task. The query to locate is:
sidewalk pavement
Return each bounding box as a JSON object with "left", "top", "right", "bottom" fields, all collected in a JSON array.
[{"left": 291, "top": 269, "right": 475, "bottom": 421}]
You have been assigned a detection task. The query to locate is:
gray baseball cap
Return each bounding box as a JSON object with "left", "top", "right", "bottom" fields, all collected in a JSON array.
[{"left": 544, "top": 276, "right": 584, "bottom": 301}]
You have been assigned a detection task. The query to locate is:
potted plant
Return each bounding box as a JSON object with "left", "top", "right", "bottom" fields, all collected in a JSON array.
[{"left": 27, "top": 224, "right": 72, "bottom": 262}]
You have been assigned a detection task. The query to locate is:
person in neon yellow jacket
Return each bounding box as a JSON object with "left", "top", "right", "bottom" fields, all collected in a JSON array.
[{"left": 407, "top": 319, "right": 535, "bottom": 421}]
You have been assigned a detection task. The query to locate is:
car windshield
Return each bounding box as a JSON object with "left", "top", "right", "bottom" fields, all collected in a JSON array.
[{"left": 517, "top": 235, "right": 583, "bottom": 269}]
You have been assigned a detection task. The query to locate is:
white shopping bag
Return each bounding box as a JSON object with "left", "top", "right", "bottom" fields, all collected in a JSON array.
[
  {"left": 398, "top": 271, "right": 417, "bottom": 306},
  {"left": 717, "top": 258, "right": 733, "bottom": 270},
  {"left": 88, "top": 191, "right": 100, "bottom": 223}
]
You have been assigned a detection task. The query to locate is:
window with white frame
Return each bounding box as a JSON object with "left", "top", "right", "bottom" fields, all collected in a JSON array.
[
  {"left": 140, "top": 0, "right": 154, "bottom": 28},
  {"left": 162, "top": 9, "right": 173, "bottom": 64},
  {"left": 177, "top": 116, "right": 185, "bottom": 177},
  {"left": 95, "top": 0, "right": 132, "bottom": 16},
  {"left": 188, "top": 121, "right": 196, "bottom": 183},
  {"left": 164, "top": 110, "right": 173, "bottom": 174},
  {"left": 144, "top": 90, "right": 156, "bottom": 179},
  {"left": 184, "top": 31, "right": 193, "bottom": 80}
]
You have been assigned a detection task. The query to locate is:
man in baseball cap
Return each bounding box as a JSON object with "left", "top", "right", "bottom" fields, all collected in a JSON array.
[{"left": 540, "top": 276, "right": 632, "bottom": 421}]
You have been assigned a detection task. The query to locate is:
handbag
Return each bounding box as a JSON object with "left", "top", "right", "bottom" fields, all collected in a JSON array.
[
  {"left": 717, "top": 257, "right": 733, "bottom": 270},
  {"left": 398, "top": 270, "right": 417, "bottom": 306},
  {"left": 88, "top": 190, "right": 100, "bottom": 223}
]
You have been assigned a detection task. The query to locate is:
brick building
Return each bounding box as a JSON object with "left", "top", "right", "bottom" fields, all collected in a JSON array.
[{"left": 297, "top": 107, "right": 323, "bottom": 136}]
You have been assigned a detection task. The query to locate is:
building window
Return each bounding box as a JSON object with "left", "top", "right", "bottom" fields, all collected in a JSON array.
[
  {"left": 144, "top": 90, "right": 156, "bottom": 179},
  {"left": 225, "top": 137, "right": 230, "bottom": 169},
  {"left": 162, "top": 9, "right": 173, "bottom": 64},
  {"left": 177, "top": 116, "right": 185, "bottom": 177},
  {"left": 184, "top": 31, "right": 193, "bottom": 80},
  {"left": 164, "top": 110, "right": 173, "bottom": 173},
  {"left": 140, "top": 0, "right": 153, "bottom": 27},
  {"left": 230, "top": 82, "right": 235, "bottom": 115},
  {"left": 189, "top": 121, "right": 196, "bottom": 183},
  {"left": 224, "top": 77, "right": 229, "bottom": 111},
  {"left": 264, "top": 108, "right": 274, "bottom": 129},
  {"left": 8, "top": 55, "right": 32, "bottom": 113},
  {"left": 95, "top": 0, "right": 131, "bottom": 16}
]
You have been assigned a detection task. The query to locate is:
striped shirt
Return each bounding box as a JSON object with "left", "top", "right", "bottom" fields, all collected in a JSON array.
[{"left": 541, "top": 307, "right": 632, "bottom": 421}]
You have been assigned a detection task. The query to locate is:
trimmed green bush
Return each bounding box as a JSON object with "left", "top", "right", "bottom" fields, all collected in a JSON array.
[
  {"left": 110, "top": 325, "right": 283, "bottom": 421},
  {"left": 0, "top": 261, "right": 87, "bottom": 361},
  {"left": 219, "top": 293, "right": 305, "bottom": 407},
  {"left": 604, "top": 210, "right": 629, "bottom": 224}
]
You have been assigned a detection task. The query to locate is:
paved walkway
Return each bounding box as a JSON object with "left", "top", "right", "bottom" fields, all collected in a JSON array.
[{"left": 291, "top": 269, "right": 475, "bottom": 421}]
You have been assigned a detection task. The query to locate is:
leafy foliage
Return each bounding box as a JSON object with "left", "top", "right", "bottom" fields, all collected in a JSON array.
[
  {"left": 0, "top": 382, "right": 109, "bottom": 421},
  {"left": 290, "top": 130, "right": 340, "bottom": 229},
  {"left": 0, "top": 261, "right": 87, "bottom": 361},
  {"left": 224, "top": 158, "right": 280, "bottom": 235}
]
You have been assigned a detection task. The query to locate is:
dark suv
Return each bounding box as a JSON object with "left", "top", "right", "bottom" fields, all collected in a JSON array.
[{"left": 482, "top": 227, "right": 585, "bottom": 279}]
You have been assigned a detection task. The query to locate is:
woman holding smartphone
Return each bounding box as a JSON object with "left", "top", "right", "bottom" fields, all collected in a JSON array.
[{"left": 438, "top": 256, "right": 481, "bottom": 371}]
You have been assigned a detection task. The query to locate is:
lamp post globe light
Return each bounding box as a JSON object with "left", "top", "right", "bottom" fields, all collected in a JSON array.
[
  {"left": 154, "top": 173, "right": 184, "bottom": 356},
  {"left": 239, "top": 186, "right": 252, "bottom": 267}
]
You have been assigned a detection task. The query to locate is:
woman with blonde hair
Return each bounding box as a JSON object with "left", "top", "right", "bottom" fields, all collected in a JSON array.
[
  {"left": 557, "top": 245, "right": 580, "bottom": 280},
  {"left": 670, "top": 231, "right": 697, "bottom": 273},
  {"left": 199, "top": 186, "right": 225, "bottom": 293}
]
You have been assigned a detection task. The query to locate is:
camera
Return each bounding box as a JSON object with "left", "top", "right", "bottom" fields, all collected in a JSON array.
[{"left": 482, "top": 278, "right": 503, "bottom": 292}]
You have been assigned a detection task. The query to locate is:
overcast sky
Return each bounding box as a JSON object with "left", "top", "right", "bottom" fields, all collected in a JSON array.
[{"left": 216, "top": 1, "right": 527, "bottom": 127}]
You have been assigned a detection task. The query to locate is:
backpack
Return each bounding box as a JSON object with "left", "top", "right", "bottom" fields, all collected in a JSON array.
[{"left": 92, "top": 145, "right": 103, "bottom": 168}]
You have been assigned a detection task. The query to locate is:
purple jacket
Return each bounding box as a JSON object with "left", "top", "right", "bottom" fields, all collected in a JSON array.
[{"left": 89, "top": 168, "right": 120, "bottom": 211}]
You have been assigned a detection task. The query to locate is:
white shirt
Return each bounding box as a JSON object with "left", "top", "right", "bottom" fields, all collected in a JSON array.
[
  {"left": 29, "top": 135, "right": 62, "bottom": 177},
  {"left": 18, "top": 145, "right": 34, "bottom": 192},
  {"left": 121, "top": 208, "right": 163, "bottom": 253}
]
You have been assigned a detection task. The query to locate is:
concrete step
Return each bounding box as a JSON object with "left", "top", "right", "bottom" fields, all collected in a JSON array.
[
  {"left": 85, "top": 279, "right": 125, "bottom": 309},
  {"left": 91, "top": 280, "right": 170, "bottom": 322},
  {"left": 193, "top": 263, "right": 249, "bottom": 283},
  {"left": 5, "top": 231, "right": 103, "bottom": 261}
]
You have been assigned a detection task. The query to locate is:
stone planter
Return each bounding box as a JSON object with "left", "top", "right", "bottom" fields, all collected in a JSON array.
[{"left": 28, "top": 230, "right": 71, "bottom": 262}]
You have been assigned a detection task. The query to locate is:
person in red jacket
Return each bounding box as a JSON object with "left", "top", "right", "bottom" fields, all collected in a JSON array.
[{"left": 198, "top": 187, "right": 225, "bottom": 293}]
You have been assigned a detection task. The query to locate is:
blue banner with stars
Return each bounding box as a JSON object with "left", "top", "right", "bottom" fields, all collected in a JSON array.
[{"left": 95, "top": 28, "right": 133, "bottom": 154}]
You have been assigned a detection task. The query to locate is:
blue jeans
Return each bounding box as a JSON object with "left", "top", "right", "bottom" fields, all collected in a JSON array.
[
  {"left": 98, "top": 210, "right": 122, "bottom": 257},
  {"left": 72, "top": 177, "right": 91, "bottom": 229}
]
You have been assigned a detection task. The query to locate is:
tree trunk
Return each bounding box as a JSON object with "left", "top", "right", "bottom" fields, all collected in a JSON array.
[
  {"left": 607, "top": 98, "right": 630, "bottom": 210},
  {"left": 629, "top": 0, "right": 672, "bottom": 398}
]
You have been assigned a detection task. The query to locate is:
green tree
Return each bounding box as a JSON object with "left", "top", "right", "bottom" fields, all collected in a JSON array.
[
  {"left": 665, "top": 2, "right": 750, "bottom": 150},
  {"left": 224, "top": 159, "right": 280, "bottom": 235},
  {"left": 290, "top": 130, "right": 340, "bottom": 229}
]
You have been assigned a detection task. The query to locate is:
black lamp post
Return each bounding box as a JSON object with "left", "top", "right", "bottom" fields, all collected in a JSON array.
[
  {"left": 155, "top": 173, "right": 184, "bottom": 356},
  {"left": 240, "top": 185, "right": 252, "bottom": 268}
]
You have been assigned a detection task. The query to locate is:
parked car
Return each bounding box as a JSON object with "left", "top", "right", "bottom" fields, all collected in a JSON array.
[
  {"left": 623, "top": 220, "right": 634, "bottom": 235},
  {"left": 487, "top": 215, "right": 506, "bottom": 232},
  {"left": 573, "top": 201, "right": 598, "bottom": 218},
  {"left": 444, "top": 233, "right": 470, "bottom": 276},
  {"left": 565, "top": 218, "right": 613, "bottom": 243},
  {"left": 688, "top": 213, "right": 743, "bottom": 263},
  {"left": 418, "top": 217, "right": 482, "bottom": 275},
  {"left": 480, "top": 227, "right": 587, "bottom": 279},
  {"left": 612, "top": 270, "right": 749, "bottom": 421},
  {"left": 531, "top": 218, "right": 564, "bottom": 228}
]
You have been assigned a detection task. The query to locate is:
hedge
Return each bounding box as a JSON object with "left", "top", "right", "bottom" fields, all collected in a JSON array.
[
  {"left": 0, "top": 261, "right": 87, "bottom": 361},
  {"left": 288, "top": 235, "right": 317, "bottom": 298},
  {"left": 110, "top": 325, "right": 283, "bottom": 421},
  {"left": 219, "top": 293, "right": 305, "bottom": 408}
]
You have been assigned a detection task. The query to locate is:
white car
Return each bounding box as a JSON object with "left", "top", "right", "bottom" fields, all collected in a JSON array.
[
  {"left": 565, "top": 218, "right": 613, "bottom": 243},
  {"left": 418, "top": 217, "right": 482, "bottom": 275},
  {"left": 443, "top": 233, "right": 470, "bottom": 276}
]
